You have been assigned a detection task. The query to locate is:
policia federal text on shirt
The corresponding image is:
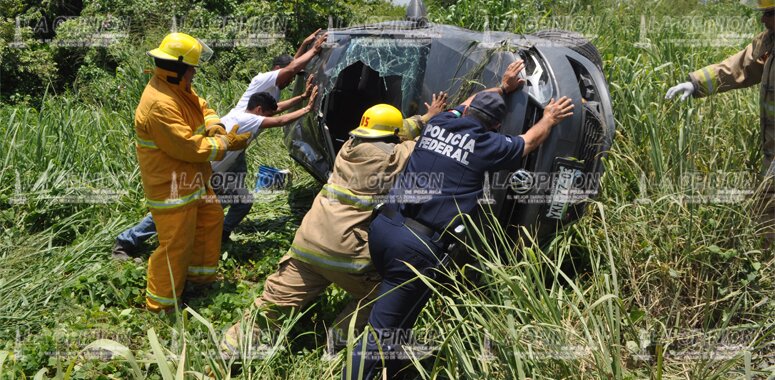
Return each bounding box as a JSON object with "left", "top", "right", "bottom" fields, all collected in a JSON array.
[{"left": 343, "top": 60, "right": 576, "bottom": 379}]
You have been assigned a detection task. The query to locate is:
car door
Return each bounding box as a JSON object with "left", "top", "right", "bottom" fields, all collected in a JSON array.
[{"left": 282, "top": 45, "right": 341, "bottom": 182}]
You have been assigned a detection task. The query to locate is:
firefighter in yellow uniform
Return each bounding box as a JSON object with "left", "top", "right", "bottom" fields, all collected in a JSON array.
[
  {"left": 666, "top": 0, "right": 775, "bottom": 246},
  {"left": 136, "top": 33, "right": 251, "bottom": 312},
  {"left": 222, "top": 94, "right": 448, "bottom": 353}
]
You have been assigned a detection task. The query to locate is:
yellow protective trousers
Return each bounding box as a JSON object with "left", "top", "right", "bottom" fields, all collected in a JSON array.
[{"left": 145, "top": 193, "right": 223, "bottom": 312}]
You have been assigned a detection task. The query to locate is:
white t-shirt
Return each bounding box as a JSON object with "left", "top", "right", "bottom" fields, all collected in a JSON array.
[
  {"left": 233, "top": 70, "right": 280, "bottom": 112},
  {"left": 212, "top": 69, "right": 280, "bottom": 173},
  {"left": 211, "top": 111, "right": 265, "bottom": 173}
]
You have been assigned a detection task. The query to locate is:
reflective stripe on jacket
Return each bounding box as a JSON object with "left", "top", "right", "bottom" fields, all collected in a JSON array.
[
  {"left": 689, "top": 31, "right": 775, "bottom": 172},
  {"left": 288, "top": 118, "right": 422, "bottom": 273},
  {"left": 135, "top": 67, "right": 227, "bottom": 211}
]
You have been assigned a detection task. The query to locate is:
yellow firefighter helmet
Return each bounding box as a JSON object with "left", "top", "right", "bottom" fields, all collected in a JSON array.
[
  {"left": 350, "top": 104, "right": 404, "bottom": 139},
  {"left": 147, "top": 32, "right": 213, "bottom": 67}
]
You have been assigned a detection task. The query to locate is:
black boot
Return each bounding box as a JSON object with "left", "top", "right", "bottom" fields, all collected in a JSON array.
[
  {"left": 111, "top": 239, "right": 138, "bottom": 261},
  {"left": 222, "top": 231, "right": 233, "bottom": 245}
]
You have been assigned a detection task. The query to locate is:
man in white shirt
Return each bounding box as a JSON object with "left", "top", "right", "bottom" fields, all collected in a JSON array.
[
  {"left": 113, "top": 31, "right": 326, "bottom": 259},
  {"left": 214, "top": 86, "right": 317, "bottom": 242},
  {"left": 234, "top": 29, "right": 326, "bottom": 111}
]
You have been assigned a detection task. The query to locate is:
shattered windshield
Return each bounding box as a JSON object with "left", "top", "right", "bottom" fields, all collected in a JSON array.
[{"left": 323, "top": 37, "right": 431, "bottom": 115}]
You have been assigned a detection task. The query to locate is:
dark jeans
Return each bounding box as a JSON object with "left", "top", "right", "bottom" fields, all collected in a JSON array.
[
  {"left": 116, "top": 153, "right": 253, "bottom": 247},
  {"left": 343, "top": 212, "right": 444, "bottom": 380},
  {"left": 215, "top": 152, "right": 253, "bottom": 235}
]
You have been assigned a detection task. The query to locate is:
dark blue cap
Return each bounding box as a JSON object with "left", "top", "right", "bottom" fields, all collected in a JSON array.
[{"left": 469, "top": 91, "right": 506, "bottom": 121}]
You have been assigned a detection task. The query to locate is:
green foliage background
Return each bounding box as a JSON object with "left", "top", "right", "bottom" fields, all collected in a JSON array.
[{"left": 0, "top": 0, "right": 404, "bottom": 104}]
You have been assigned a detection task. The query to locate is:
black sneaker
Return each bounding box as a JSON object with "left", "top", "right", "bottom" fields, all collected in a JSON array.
[
  {"left": 111, "top": 240, "right": 138, "bottom": 261},
  {"left": 183, "top": 281, "right": 217, "bottom": 302}
]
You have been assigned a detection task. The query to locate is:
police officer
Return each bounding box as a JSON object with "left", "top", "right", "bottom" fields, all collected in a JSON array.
[{"left": 343, "top": 60, "right": 575, "bottom": 379}]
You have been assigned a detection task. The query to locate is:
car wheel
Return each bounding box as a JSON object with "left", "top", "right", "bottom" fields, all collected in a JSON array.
[{"left": 533, "top": 29, "right": 604, "bottom": 71}]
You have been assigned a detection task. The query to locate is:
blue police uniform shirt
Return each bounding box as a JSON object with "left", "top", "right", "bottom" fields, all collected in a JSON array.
[{"left": 391, "top": 105, "right": 525, "bottom": 232}]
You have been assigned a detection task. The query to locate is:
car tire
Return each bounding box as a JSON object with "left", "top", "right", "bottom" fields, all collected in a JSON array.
[{"left": 533, "top": 29, "right": 604, "bottom": 71}]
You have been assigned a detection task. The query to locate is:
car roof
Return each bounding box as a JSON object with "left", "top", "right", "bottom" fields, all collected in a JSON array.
[{"left": 327, "top": 21, "right": 541, "bottom": 49}]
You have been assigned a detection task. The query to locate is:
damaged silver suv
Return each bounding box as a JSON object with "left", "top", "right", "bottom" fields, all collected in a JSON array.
[{"left": 284, "top": 4, "right": 614, "bottom": 241}]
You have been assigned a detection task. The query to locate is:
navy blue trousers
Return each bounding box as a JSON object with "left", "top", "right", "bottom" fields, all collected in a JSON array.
[{"left": 343, "top": 212, "right": 444, "bottom": 380}]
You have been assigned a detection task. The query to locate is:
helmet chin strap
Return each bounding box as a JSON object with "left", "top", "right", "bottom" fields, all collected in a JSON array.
[
  {"left": 163, "top": 56, "right": 188, "bottom": 85},
  {"left": 165, "top": 74, "right": 181, "bottom": 84},
  {"left": 176, "top": 56, "right": 186, "bottom": 82}
]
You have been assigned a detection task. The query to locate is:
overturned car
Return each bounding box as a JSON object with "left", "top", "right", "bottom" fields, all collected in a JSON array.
[{"left": 283, "top": 6, "right": 614, "bottom": 242}]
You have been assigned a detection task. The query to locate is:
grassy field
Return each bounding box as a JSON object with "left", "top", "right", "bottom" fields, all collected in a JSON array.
[{"left": 1, "top": 0, "right": 774, "bottom": 378}]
